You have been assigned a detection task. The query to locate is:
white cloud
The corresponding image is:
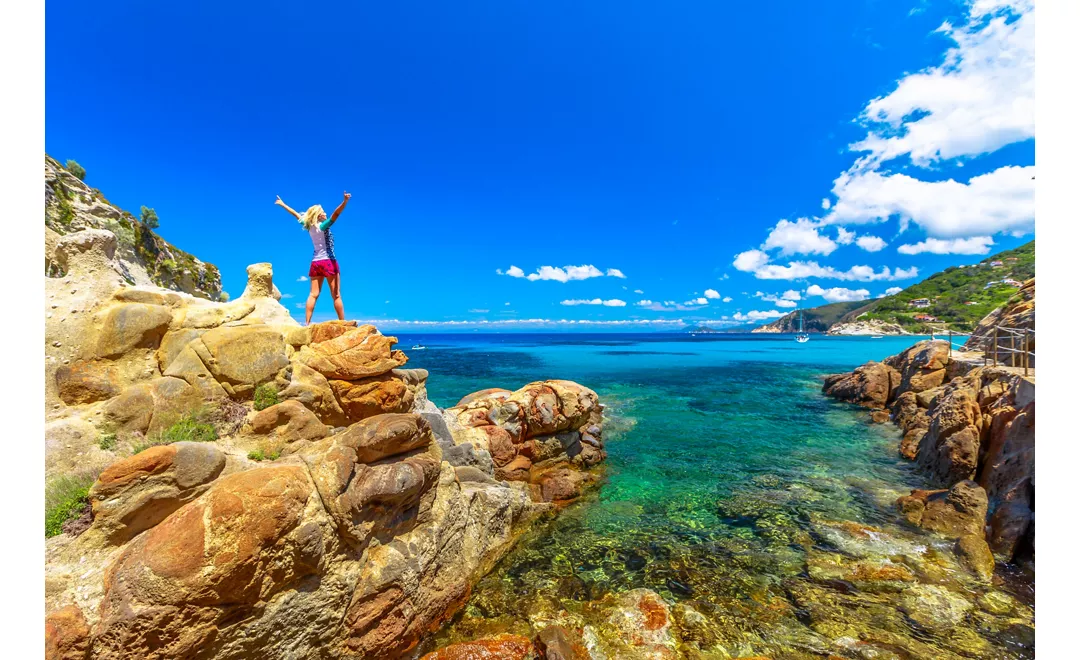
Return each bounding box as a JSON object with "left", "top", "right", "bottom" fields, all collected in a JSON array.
[
  {"left": 722, "top": 297, "right": 733, "bottom": 303},
  {"left": 280, "top": 293, "right": 294, "bottom": 299},
  {"left": 827, "top": 165, "right": 1034, "bottom": 238},
  {"left": 561, "top": 298, "right": 627, "bottom": 307},
  {"left": 776, "top": 300, "right": 797, "bottom": 308},
  {"left": 704, "top": 289, "right": 721, "bottom": 299},
  {"left": 822, "top": 198, "right": 833, "bottom": 210},
  {"left": 691, "top": 297, "right": 708, "bottom": 305},
  {"left": 782, "top": 290, "right": 802, "bottom": 301},
  {"left": 851, "top": 0, "right": 1034, "bottom": 168},
  {"left": 836, "top": 227, "right": 855, "bottom": 245},
  {"left": 897, "top": 236, "right": 995, "bottom": 255},
  {"left": 806, "top": 284, "right": 872, "bottom": 302},
  {"left": 505, "top": 302, "right": 511, "bottom": 305},
  {"left": 856, "top": 235, "right": 888, "bottom": 252},
  {"left": 297, "top": 276, "right": 309, "bottom": 282},
  {"left": 733, "top": 310, "right": 786, "bottom": 322},
  {"left": 878, "top": 286, "right": 905, "bottom": 298},
  {"left": 468, "top": 308, "right": 489, "bottom": 313},
  {"left": 763, "top": 218, "right": 838, "bottom": 256},
  {"left": 497, "top": 265, "right": 525, "bottom": 278},
  {"left": 633, "top": 289, "right": 644, "bottom": 294},
  {"left": 355, "top": 317, "right": 692, "bottom": 328},
  {"left": 751, "top": 261, "right": 919, "bottom": 282},
  {"left": 498, "top": 265, "right": 627, "bottom": 283},
  {"left": 733, "top": 249, "right": 771, "bottom": 272}
]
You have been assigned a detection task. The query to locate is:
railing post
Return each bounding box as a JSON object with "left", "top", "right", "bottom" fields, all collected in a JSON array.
[
  {"left": 948, "top": 329, "right": 953, "bottom": 358},
  {"left": 1010, "top": 331, "right": 1015, "bottom": 368},
  {"left": 992, "top": 327, "right": 999, "bottom": 366},
  {"left": 1024, "top": 329, "right": 1030, "bottom": 376}
]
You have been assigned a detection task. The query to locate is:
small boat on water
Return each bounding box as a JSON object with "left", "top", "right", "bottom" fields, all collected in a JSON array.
[
  {"left": 795, "top": 311, "right": 810, "bottom": 343},
  {"left": 411, "top": 345, "right": 426, "bottom": 350},
  {"left": 870, "top": 335, "right": 884, "bottom": 339}
]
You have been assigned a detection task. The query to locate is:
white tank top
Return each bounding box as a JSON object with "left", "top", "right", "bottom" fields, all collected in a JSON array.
[{"left": 308, "top": 223, "right": 336, "bottom": 261}]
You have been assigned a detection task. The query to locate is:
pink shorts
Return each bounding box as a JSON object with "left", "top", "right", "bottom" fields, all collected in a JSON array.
[{"left": 308, "top": 259, "right": 340, "bottom": 278}]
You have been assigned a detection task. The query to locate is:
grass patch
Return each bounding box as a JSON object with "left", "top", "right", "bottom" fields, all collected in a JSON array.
[
  {"left": 98, "top": 432, "right": 117, "bottom": 451},
  {"left": 45, "top": 470, "right": 99, "bottom": 538},
  {"left": 247, "top": 449, "right": 280, "bottom": 462},
  {"left": 253, "top": 383, "right": 280, "bottom": 412},
  {"left": 130, "top": 411, "right": 219, "bottom": 455}
]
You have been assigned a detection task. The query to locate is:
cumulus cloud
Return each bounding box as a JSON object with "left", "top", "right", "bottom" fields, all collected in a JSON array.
[
  {"left": 280, "top": 293, "right": 294, "bottom": 299},
  {"left": 704, "top": 289, "right": 721, "bottom": 299},
  {"left": 733, "top": 310, "right": 786, "bottom": 322},
  {"left": 751, "top": 261, "right": 918, "bottom": 282},
  {"left": 722, "top": 297, "right": 733, "bottom": 303},
  {"left": 851, "top": 0, "right": 1034, "bottom": 168},
  {"left": 836, "top": 227, "right": 855, "bottom": 245},
  {"left": 782, "top": 290, "right": 802, "bottom": 301},
  {"left": 856, "top": 235, "right": 888, "bottom": 252},
  {"left": 897, "top": 236, "right": 995, "bottom": 255},
  {"left": 561, "top": 298, "right": 627, "bottom": 307},
  {"left": 826, "top": 165, "right": 1034, "bottom": 238},
  {"left": 633, "top": 289, "right": 644, "bottom": 294},
  {"left": 776, "top": 300, "right": 797, "bottom": 308},
  {"left": 498, "top": 265, "right": 628, "bottom": 283},
  {"left": 762, "top": 218, "right": 838, "bottom": 256},
  {"left": 733, "top": 249, "right": 771, "bottom": 272},
  {"left": 297, "top": 276, "right": 309, "bottom": 282},
  {"left": 755, "top": 291, "right": 802, "bottom": 308},
  {"left": 822, "top": 198, "right": 833, "bottom": 210},
  {"left": 691, "top": 297, "right": 708, "bottom": 305},
  {"left": 806, "top": 284, "right": 872, "bottom": 302},
  {"left": 878, "top": 286, "right": 905, "bottom": 298}
]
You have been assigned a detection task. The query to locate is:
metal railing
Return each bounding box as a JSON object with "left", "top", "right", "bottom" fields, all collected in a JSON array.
[{"left": 937, "top": 326, "right": 1034, "bottom": 376}]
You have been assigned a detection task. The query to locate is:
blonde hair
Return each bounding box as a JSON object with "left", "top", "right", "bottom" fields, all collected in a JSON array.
[{"left": 299, "top": 204, "right": 326, "bottom": 229}]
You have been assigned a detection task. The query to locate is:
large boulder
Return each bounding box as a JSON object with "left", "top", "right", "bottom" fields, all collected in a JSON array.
[
  {"left": 822, "top": 361, "right": 899, "bottom": 409},
  {"left": 329, "top": 373, "right": 414, "bottom": 422},
  {"left": 885, "top": 341, "right": 950, "bottom": 394},
  {"left": 277, "top": 362, "right": 348, "bottom": 426},
  {"left": 295, "top": 325, "right": 407, "bottom": 380},
  {"left": 249, "top": 400, "right": 329, "bottom": 443},
  {"left": 916, "top": 380, "right": 984, "bottom": 486},
  {"left": 88, "top": 442, "right": 227, "bottom": 544},
  {"left": 90, "top": 303, "right": 173, "bottom": 359},
  {"left": 45, "top": 604, "right": 91, "bottom": 660},
  {"left": 897, "top": 480, "right": 988, "bottom": 538},
  {"left": 981, "top": 401, "right": 1035, "bottom": 559},
  {"left": 300, "top": 414, "right": 440, "bottom": 549},
  {"left": 101, "top": 376, "right": 204, "bottom": 437},
  {"left": 55, "top": 359, "right": 122, "bottom": 404},
  {"left": 92, "top": 467, "right": 328, "bottom": 658},
  {"left": 196, "top": 324, "right": 290, "bottom": 397}
]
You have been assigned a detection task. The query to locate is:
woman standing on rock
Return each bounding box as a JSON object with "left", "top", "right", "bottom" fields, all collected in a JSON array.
[{"left": 275, "top": 192, "right": 350, "bottom": 325}]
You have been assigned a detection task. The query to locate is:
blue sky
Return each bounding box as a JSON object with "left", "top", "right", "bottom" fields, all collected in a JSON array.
[{"left": 45, "top": 0, "right": 1034, "bottom": 330}]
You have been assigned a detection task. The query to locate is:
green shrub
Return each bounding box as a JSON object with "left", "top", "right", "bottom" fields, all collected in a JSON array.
[
  {"left": 45, "top": 471, "right": 98, "bottom": 538},
  {"left": 247, "top": 449, "right": 280, "bottom": 462},
  {"left": 158, "top": 414, "right": 219, "bottom": 444},
  {"left": 98, "top": 433, "right": 117, "bottom": 451},
  {"left": 65, "top": 159, "right": 86, "bottom": 180},
  {"left": 253, "top": 384, "right": 280, "bottom": 411},
  {"left": 140, "top": 205, "right": 160, "bottom": 229},
  {"left": 219, "top": 291, "right": 231, "bottom": 302}
]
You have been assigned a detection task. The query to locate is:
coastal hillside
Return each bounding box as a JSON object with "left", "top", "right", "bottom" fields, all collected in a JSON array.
[
  {"left": 750, "top": 300, "right": 866, "bottom": 333},
  {"left": 752, "top": 241, "right": 1034, "bottom": 334},
  {"left": 45, "top": 155, "right": 222, "bottom": 300},
  {"left": 843, "top": 240, "right": 1034, "bottom": 332}
]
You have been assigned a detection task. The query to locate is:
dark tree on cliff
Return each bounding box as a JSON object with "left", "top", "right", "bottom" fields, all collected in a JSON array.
[
  {"left": 140, "top": 205, "right": 160, "bottom": 229},
  {"left": 65, "top": 160, "right": 86, "bottom": 181}
]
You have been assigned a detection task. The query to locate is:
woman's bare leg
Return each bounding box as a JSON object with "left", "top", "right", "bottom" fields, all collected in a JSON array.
[
  {"left": 328, "top": 273, "right": 345, "bottom": 320},
  {"left": 305, "top": 277, "right": 324, "bottom": 325}
]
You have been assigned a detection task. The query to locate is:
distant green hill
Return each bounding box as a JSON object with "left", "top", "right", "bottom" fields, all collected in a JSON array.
[
  {"left": 749, "top": 240, "right": 1034, "bottom": 334},
  {"left": 843, "top": 240, "right": 1034, "bottom": 332},
  {"left": 751, "top": 301, "right": 867, "bottom": 333}
]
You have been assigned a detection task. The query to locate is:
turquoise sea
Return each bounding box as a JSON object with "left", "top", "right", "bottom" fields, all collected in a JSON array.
[{"left": 397, "top": 332, "right": 1034, "bottom": 659}]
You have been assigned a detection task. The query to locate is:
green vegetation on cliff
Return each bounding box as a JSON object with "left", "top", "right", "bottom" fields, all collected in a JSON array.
[
  {"left": 846, "top": 241, "right": 1034, "bottom": 332},
  {"left": 754, "top": 301, "right": 867, "bottom": 333}
]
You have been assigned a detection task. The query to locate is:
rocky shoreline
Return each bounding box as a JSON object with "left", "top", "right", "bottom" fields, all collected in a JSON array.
[
  {"left": 44, "top": 229, "right": 608, "bottom": 659},
  {"left": 822, "top": 324, "right": 1035, "bottom": 575}
]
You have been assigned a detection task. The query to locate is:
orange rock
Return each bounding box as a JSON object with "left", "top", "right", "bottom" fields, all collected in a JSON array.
[
  {"left": 494, "top": 455, "right": 532, "bottom": 482},
  {"left": 456, "top": 388, "right": 512, "bottom": 407},
  {"left": 296, "top": 324, "right": 407, "bottom": 380},
  {"left": 420, "top": 634, "right": 539, "bottom": 660},
  {"left": 250, "top": 399, "right": 329, "bottom": 442},
  {"left": 55, "top": 359, "right": 121, "bottom": 404},
  {"left": 309, "top": 319, "right": 359, "bottom": 344},
  {"left": 45, "top": 604, "right": 90, "bottom": 660},
  {"left": 329, "top": 373, "right": 413, "bottom": 422}
]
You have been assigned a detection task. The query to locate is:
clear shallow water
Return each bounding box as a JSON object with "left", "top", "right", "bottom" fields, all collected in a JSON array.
[{"left": 398, "top": 333, "right": 1034, "bottom": 659}]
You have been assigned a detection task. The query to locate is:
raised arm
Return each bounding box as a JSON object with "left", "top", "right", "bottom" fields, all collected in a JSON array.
[
  {"left": 275, "top": 195, "right": 301, "bottom": 219},
  {"left": 324, "top": 191, "right": 351, "bottom": 228}
]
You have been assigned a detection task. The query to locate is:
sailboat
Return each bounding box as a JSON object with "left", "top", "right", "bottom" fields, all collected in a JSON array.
[{"left": 795, "top": 310, "right": 810, "bottom": 343}]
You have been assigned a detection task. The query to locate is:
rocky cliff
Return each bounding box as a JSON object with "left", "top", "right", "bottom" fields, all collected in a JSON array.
[
  {"left": 823, "top": 339, "right": 1035, "bottom": 576},
  {"left": 827, "top": 318, "right": 909, "bottom": 336},
  {"left": 43, "top": 229, "right": 607, "bottom": 659},
  {"left": 963, "top": 277, "right": 1035, "bottom": 367},
  {"left": 45, "top": 155, "right": 222, "bottom": 300}
]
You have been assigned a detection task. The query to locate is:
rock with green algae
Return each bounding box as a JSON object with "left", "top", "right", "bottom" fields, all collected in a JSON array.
[{"left": 899, "top": 584, "right": 974, "bottom": 633}]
